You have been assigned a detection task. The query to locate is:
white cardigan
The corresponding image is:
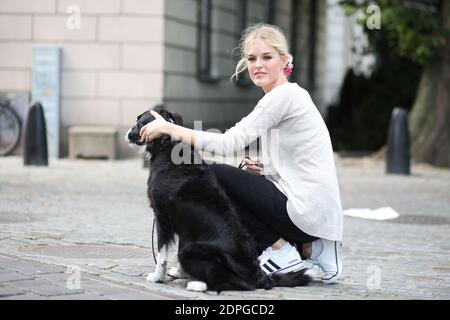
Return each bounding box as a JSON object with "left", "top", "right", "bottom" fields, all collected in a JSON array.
[{"left": 195, "top": 82, "right": 343, "bottom": 241}]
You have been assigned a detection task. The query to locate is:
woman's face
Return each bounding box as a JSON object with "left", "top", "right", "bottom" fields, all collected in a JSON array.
[{"left": 246, "top": 39, "right": 288, "bottom": 93}]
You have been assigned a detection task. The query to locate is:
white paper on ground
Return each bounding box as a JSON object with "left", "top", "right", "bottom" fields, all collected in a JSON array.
[{"left": 343, "top": 207, "right": 400, "bottom": 221}]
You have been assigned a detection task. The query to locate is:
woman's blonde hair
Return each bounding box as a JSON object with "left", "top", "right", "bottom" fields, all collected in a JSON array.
[{"left": 231, "top": 23, "right": 292, "bottom": 81}]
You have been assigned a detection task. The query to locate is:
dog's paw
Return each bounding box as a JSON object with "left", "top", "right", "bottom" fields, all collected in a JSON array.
[
  {"left": 167, "top": 266, "right": 182, "bottom": 278},
  {"left": 167, "top": 266, "right": 189, "bottom": 279},
  {"left": 146, "top": 272, "right": 165, "bottom": 283},
  {"left": 186, "top": 281, "right": 207, "bottom": 292}
]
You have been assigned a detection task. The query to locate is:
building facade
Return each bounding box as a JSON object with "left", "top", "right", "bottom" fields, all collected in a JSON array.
[{"left": 0, "top": 0, "right": 355, "bottom": 158}]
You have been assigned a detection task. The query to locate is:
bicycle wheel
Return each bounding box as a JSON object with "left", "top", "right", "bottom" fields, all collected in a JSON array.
[{"left": 0, "top": 103, "right": 21, "bottom": 156}]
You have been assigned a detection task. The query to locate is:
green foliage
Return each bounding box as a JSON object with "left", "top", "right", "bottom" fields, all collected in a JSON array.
[
  {"left": 326, "top": 0, "right": 445, "bottom": 151},
  {"left": 326, "top": 56, "right": 422, "bottom": 151},
  {"left": 339, "top": 0, "right": 448, "bottom": 66}
]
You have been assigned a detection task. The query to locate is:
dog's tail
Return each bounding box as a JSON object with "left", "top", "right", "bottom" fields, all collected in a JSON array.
[{"left": 256, "top": 268, "right": 311, "bottom": 289}]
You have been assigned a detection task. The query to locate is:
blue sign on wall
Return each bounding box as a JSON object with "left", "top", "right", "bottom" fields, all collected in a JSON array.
[{"left": 32, "top": 46, "right": 61, "bottom": 159}]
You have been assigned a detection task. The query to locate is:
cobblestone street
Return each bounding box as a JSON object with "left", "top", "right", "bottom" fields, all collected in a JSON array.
[{"left": 0, "top": 155, "right": 449, "bottom": 300}]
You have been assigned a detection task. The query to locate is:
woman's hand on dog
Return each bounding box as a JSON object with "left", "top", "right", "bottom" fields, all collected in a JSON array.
[
  {"left": 140, "top": 110, "right": 170, "bottom": 142},
  {"left": 243, "top": 157, "right": 263, "bottom": 175}
]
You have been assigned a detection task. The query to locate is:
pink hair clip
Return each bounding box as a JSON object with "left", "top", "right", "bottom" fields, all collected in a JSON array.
[{"left": 283, "top": 62, "right": 294, "bottom": 75}]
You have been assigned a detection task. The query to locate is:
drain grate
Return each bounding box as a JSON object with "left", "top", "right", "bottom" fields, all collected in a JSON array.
[
  {"left": 0, "top": 211, "right": 46, "bottom": 223},
  {"left": 389, "top": 215, "right": 450, "bottom": 225},
  {"left": 20, "top": 244, "right": 152, "bottom": 259}
]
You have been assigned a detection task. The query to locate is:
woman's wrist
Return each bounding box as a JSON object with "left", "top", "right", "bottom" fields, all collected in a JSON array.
[
  {"left": 163, "top": 121, "right": 176, "bottom": 137},
  {"left": 161, "top": 121, "right": 195, "bottom": 145}
]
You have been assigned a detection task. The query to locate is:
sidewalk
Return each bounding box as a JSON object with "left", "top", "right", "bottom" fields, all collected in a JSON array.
[
  {"left": 0, "top": 155, "right": 449, "bottom": 299},
  {"left": 0, "top": 253, "right": 182, "bottom": 300}
]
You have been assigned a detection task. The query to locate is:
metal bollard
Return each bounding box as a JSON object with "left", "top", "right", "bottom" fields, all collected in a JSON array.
[
  {"left": 24, "top": 102, "right": 48, "bottom": 166},
  {"left": 386, "top": 107, "right": 410, "bottom": 175}
]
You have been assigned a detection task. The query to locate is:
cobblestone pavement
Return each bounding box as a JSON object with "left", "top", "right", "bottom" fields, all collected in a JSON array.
[
  {"left": 0, "top": 253, "right": 183, "bottom": 300},
  {"left": 0, "top": 155, "right": 449, "bottom": 300}
]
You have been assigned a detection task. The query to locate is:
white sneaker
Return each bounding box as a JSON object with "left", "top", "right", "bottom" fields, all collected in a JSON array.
[
  {"left": 258, "top": 242, "right": 305, "bottom": 275},
  {"left": 311, "top": 239, "right": 343, "bottom": 284}
]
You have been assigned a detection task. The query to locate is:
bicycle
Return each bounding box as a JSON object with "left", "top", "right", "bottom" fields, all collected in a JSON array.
[{"left": 0, "top": 99, "right": 21, "bottom": 156}]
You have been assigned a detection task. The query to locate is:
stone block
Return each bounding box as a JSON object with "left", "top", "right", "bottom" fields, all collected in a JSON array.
[
  {"left": 98, "top": 16, "right": 163, "bottom": 42},
  {"left": 122, "top": 0, "right": 164, "bottom": 15},
  {"left": 0, "top": 15, "right": 32, "bottom": 40},
  {"left": 68, "top": 126, "right": 118, "bottom": 160},
  {"left": 0, "top": 0, "right": 55, "bottom": 13},
  {"left": 0, "top": 260, "right": 65, "bottom": 275},
  {"left": 9, "top": 279, "right": 84, "bottom": 297},
  {"left": 122, "top": 44, "right": 163, "bottom": 71},
  {"left": 61, "top": 71, "right": 96, "bottom": 97},
  {"left": 0, "top": 285, "right": 26, "bottom": 297},
  {"left": 0, "top": 70, "right": 31, "bottom": 91},
  {"left": 57, "top": 0, "right": 121, "bottom": 14},
  {"left": 0, "top": 42, "right": 32, "bottom": 68},
  {"left": 61, "top": 43, "right": 120, "bottom": 70},
  {"left": 0, "top": 271, "right": 35, "bottom": 282},
  {"left": 97, "top": 71, "right": 162, "bottom": 98},
  {"left": 33, "top": 16, "right": 96, "bottom": 41},
  {"left": 61, "top": 99, "right": 120, "bottom": 126}
]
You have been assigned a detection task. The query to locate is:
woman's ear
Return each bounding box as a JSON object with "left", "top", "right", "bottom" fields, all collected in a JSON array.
[{"left": 283, "top": 53, "right": 293, "bottom": 66}]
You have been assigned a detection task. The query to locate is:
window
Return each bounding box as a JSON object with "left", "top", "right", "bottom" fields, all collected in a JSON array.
[
  {"left": 234, "top": 0, "right": 276, "bottom": 88},
  {"left": 197, "top": 0, "right": 220, "bottom": 83},
  {"left": 290, "top": 0, "right": 299, "bottom": 83},
  {"left": 235, "top": 0, "right": 252, "bottom": 87},
  {"left": 266, "top": 0, "right": 275, "bottom": 24},
  {"left": 308, "top": 0, "right": 318, "bottom": 92}
]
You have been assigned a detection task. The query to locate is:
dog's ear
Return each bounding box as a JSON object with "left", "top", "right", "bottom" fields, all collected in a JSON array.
[
  {"left": 171, "top": 112, "right": 183, "bottom": 126},
  {"left": 151, "top": 104, "right": 166, "bottom": 113},
  {"left": 151, "top": 106, "right": 172, "bottom": 121},
  {"left": 150, "top": 104, "right": 182, "bottom": 126},
  {"left": 148, "top": 104, "right": 167, "bottom": 121}
]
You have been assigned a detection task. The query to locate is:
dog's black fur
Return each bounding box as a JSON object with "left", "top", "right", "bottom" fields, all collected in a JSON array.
[{"left": 127, "top": 105, "right": 311, "bottom": 291}]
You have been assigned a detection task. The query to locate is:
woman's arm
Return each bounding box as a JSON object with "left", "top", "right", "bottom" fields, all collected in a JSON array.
[
  {"left": 140, "top": 110, "right": 263, "bottom": 174},
  {"left": 167, "top": 122, "right": 196, "bottom": 146},
  {"left": 141, "top": 103, "right": 281, "bottom": 157},
  {"left": 140, "top": 110, "right": 196, "bottom": 145}
]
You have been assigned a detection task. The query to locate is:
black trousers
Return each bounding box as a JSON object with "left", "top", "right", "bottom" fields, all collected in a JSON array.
[{"left": 209, "top": 163, "right": 318, "bottom": 251}]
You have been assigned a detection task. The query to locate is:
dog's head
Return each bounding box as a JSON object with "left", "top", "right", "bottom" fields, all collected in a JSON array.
[{"left": 126, "top": 105, "right": 183, "bottom": 155}]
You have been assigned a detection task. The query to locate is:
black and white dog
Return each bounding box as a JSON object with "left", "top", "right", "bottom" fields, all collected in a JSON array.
[{"left": 126, "top": 105, "right": 311, "bottom": 292}]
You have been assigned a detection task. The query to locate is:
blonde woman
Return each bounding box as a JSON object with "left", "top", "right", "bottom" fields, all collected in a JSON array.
[{"left": 140, "top": 24, "right": 343, "bottom": 284}]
